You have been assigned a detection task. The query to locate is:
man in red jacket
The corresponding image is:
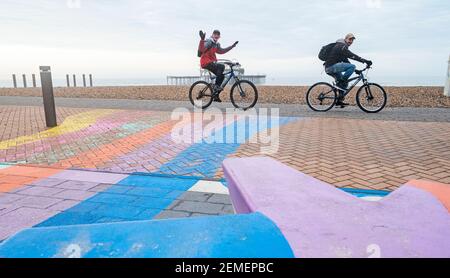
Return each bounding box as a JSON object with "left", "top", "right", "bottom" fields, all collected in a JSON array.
[{"left": 198, "top": 30, "right": 238, "bottom": 102}]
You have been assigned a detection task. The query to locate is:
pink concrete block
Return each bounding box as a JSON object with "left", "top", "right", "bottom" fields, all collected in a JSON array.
[{"left": 223, "top": 157, "right": 450, "bottom": 258}]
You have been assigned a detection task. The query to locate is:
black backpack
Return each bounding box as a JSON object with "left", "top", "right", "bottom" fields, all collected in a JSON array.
[{"left": 318, "top": 43, "right": 336, "bottom": 61}]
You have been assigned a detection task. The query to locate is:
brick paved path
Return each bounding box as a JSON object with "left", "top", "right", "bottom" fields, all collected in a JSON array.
[
  {"left": 227, "top": 118, "right": 450, "bottom": 191},
  {"left": 1, "top": 104, "right": 449, "bottom": 242},
  {"left": 1, "top": 105, "right": 449, "bottom": 191}
]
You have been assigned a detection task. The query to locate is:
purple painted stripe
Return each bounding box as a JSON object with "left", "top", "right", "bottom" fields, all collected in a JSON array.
[
  {"left": 10, "top": 110, "right": 148, "bottom": 161},
  {"left": 13, "top": 111, "right": 161, "bottom": 163},
  {"left": 99, "top": 114, "right": 231, "bottom": 173}
]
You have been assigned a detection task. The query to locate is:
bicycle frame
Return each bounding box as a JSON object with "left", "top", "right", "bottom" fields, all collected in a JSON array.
[
  {"left": 334, "top": 70, "right": 368, "bottom": 98},
  {"left": 208, "top": 64, "right": 240, "bottom": 89}
]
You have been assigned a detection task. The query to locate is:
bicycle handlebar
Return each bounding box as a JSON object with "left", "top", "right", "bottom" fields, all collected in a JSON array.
[
  {"left": 216, "top": 59, "right": 241, "bottom": 67},
  {"left": 359, "top": 65, "right": 372, "bottom": 72}
]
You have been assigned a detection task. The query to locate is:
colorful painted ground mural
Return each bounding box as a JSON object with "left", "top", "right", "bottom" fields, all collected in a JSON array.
[
  {"left": 0, "top": 109, "right": 294, "bottom": 178},
  {"left": 1, "top": 107, "right": 449, "bottom": 258}
]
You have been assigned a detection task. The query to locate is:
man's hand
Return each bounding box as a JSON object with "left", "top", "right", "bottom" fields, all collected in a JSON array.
[
  {"left": 365, "top": 60, "right": 373, "bottom": 66},
  {"left": 232, "top": 41, "right": 239, "bottom": 48},
  {"left": 199, "top": 30, "right": 206, "bottom": 40}
]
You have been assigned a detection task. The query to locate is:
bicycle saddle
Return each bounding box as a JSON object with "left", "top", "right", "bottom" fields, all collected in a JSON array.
[{"left": 224, "top": 62, "right": 240, "bottom": 67}]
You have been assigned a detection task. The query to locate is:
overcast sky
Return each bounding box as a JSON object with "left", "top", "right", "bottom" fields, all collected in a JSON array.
[{"left": 0, "top": 0, "right": 449, "bottom": 85}]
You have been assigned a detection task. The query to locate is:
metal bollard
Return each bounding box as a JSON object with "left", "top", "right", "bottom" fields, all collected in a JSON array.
[
  {"left": 12, "top": 74, "right": 17, "bottom": 88},
  {"left": 83, "top": 74, "right": 86, "bottom": 87},
  {"left": 73, "top": 74, "right": 77, "bottom": 87},
  {"left": 89, "top": 74, "right": 93, "bottom": 87},
  {"left": 40, "top": 66, "right": 57, "bottom": 127},
  {"left": 66, "top": 74, "right": 70, "bottom": 87},
  {"left": 32, "top": 74, "right": 37, "bottom": 87},
  {"left": 22, "top": 74, "right": 27, "bottom": 88}
]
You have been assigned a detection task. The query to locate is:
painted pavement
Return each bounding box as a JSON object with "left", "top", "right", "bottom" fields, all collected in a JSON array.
[{"left": 1, "top": 107, "right": 448, "bottom": 257}]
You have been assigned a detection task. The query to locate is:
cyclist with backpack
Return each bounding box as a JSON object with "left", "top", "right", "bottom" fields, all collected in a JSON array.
[
  {"left": 198, "top": 30, "right": 239, "bottom": 102},
  {"left": 319, "top": 33, "right": 372, "bottom": 106}
]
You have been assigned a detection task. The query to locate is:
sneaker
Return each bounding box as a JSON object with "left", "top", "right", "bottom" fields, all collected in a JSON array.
[
  {"left": 336, "top": 100, "right": 349, "bottom": 108},
  {"left": 213, "top": 96, "right": 222, "bottom": 103}
]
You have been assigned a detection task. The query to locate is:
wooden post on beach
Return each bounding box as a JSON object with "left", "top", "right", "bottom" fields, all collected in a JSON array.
[
  {"left": 445, "top": 55, "right": 450, "bottom": 97},
  {"left": 32, "top": 74, "right": 37, "bottom": 87},
  {"left": 12, "top": 74, "right": 17, "bottom": 88},
  {"left": 40, "top": 66, "right": 57, "bottom": 127},
  {"left": 89, "top": 74, "right": 93, "bottom": 87},
  {"left": 73, "top": 74, "right": 77, "bottom": 87},
  {"left": 22, "top": 74, "right": 27, "bottom": 88},
  {"left": 82, "top": 74, "right": 86, "bottom": 87}
]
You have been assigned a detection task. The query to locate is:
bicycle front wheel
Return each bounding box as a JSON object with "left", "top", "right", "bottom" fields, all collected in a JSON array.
[
  {"left": 230, "top": 80, "right": 258, "bottom": 110},
  {"left": 189, "top": 81, "right": 214, "bottom": 109},
  {"left": 306, "top": 82, "right": 337, "bottom": 112},
  {"left": 356, "top": 83, "right": 387, "bottom": 113}
]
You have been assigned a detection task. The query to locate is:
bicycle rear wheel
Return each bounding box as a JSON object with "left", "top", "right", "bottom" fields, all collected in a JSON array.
[
  {"left": 189, "top": 81, "right": 214, "bottom": 109},
  {"left": 230, "top": 80, "right": 258, "bottom": 110},
  {"left": 356, "top": 83, "right": 387, "bottom": 113},
  {"left": 306, "top": 82, "right": 337, "bottom": 112}
]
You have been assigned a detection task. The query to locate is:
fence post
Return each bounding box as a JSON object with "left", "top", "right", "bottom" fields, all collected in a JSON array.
[
  {"left": 39, "top": 66, "right": 57, "bottom": 127},
  {"left": 73, "top": 74, "right": 77, "bottom": 87},
  {"left": 445, "top": 55, "right": 450, "bottom": 97},
  {"left": 32, "top": 74, "right": 37, "bottom": 87},
  {"left": 12, "top": 74, "right": 17, "bottom": 88},
  {"left": 22, "top": 74, "right": 27, "bottom": 88}
]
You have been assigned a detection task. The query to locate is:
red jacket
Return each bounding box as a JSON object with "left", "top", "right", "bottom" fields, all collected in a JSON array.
[{"left": 199, "top": 38, "right": 234, "bottom": 68}]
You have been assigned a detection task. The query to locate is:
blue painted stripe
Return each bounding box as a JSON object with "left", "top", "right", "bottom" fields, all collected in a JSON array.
[
  {"left": 155, "top": 116, "right": 299, "bottom": 178},
  {"left": 341, "top": 187, "right": 390, "bottom": 197},
  {"left": 36, "top": 175, "right": 198, "bottom": 227},
  {"left": 1, "top": 212, "right": 295, "bottom": 258}
]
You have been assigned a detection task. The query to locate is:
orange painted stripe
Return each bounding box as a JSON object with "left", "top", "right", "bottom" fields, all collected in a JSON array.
[
  {"left": 52, "top": 120, "right": 178, "bottom": 169},
  {"left": 0, "top": 166, "right": 64, "bottom": 193},
  {"left": 408, "top": 180, "right": 450, "bottom": 212},
  {"left": 0, "top": 166, "right": 62, "bottom": 178}
]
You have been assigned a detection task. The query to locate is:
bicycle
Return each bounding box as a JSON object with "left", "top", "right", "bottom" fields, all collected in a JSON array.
[
  {"left": 306, "top": 65, "right": 387, "bottom": 113},
  {"left": 189, "top": 60, "right": 259, "bottom": 110}
]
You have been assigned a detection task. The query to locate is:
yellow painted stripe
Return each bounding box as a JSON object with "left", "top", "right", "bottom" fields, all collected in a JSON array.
[{"left": 0, "top": 109, "right": 116, "bottom": 150}]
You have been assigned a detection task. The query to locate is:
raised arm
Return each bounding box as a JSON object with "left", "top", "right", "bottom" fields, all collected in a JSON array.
[
  {"left": 340, "top": 44, "right": 366, "bottom": 63},
  {"left": 217, "top": 41, "right": 238, "bottom": 54}
]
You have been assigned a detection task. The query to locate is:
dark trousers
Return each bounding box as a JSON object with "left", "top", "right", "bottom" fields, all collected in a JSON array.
[{"left": 204, "top": 63, "right": 225, "bottom": 87}]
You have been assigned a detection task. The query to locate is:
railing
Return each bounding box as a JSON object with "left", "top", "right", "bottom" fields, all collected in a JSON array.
[{"left": 166, "top": 75, "right": 266, "bottom": 86}]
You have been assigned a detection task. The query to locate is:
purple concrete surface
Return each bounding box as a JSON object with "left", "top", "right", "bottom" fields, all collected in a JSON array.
[
  {"left": 223, "top": 157, "right": 450, "bottom": 258},
  {"left": 30, "top": 178, "right": 67, "bottom": 187},
  {"left": 52, "top": 190, "right": 96, "bottom": 201},
  {"left": 0, "top": 207, "right": 57, "bottom": 240},
  {"left": 55, "top": 180, "right": 100, "bottom": 191},
  {"left": 50, "top": 170, "right": 127, "bottom": 184}
]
